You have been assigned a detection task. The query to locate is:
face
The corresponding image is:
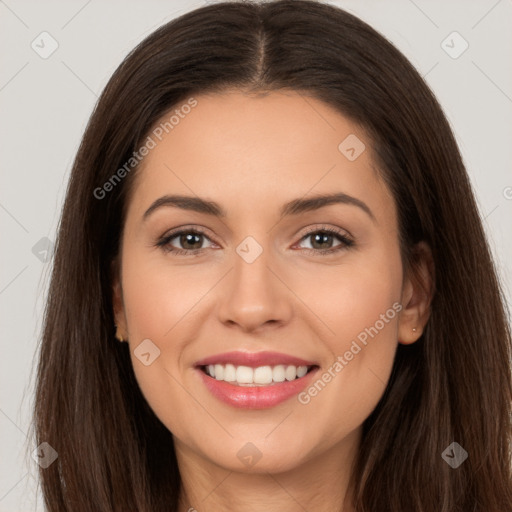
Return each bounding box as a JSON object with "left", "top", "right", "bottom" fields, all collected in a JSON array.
[{"left": 113, "top": 89, "right": 424, "bottom": 474}]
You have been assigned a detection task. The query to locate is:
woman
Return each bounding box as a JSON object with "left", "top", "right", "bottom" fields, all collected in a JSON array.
[{"left": 33, "top": 1, "right": 512, "bottom": 510}]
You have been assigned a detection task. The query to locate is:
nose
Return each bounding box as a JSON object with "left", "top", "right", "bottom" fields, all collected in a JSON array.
[{"left": 217, "top": 245, "right": 294, "bottom": 333}]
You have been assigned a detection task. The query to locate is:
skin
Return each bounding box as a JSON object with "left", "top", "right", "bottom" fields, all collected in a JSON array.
[{"left": 113, "top": 90, "right": 433, "bottom": 512}]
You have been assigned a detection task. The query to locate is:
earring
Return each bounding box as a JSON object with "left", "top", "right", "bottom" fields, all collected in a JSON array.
[
  {"left": 412, "top": 328, "right": 417, "bottom": 332},
  {"left": 114, "top": 324, "right": 126, "bottom": 343}
]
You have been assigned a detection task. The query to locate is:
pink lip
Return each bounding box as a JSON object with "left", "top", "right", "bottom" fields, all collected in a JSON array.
[
  {"left": 195, "top": 366, "right": 320, "bottom": 409},
  {"left": 194, "top": 350, "right": 317, "bottom": 368}
]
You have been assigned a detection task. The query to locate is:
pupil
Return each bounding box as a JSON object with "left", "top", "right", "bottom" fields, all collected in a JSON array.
[
  {"left": 312, "top": 232, "right": 332, "bottom": 249},
  {"left": 181, "top": 233, "right": 202, "bottom": 250}
]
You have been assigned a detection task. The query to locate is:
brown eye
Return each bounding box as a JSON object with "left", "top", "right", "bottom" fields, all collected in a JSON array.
[
  {"left": 156, "top": 228, "right": 214, "bottom": 255},
  {"left": 307, "top": 231, "right": 337, "bottom": 250},
  {"left": 176, "top": 232, "right": 204, "bottom": 250},
  {"left": 296, "top": 227, "right": 354, "bottom": 256}
]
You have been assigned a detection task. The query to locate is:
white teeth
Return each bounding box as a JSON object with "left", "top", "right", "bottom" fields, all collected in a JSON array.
[
  {"left": 236, "top": 365, "right": 253, "bottom": 383},
  {"left": 285, "top": 365, "right": 297, "bottom": 381},
  {"left": 272, "top": 365, "right": 286, "bottom": 382},
  {"left": 254, "top": 366, "right": 273, "bottom": 384},
  {"left": 297, "top": 366, "right": 308, "bottom": 378},
  {"left": 214, "top": 364, "right": 224, "bottom": 380},
  {"left": 203, "top": 363, "right": 311, "bottom": 385},
  {"left": 223, "top": 363, "right": 236, "bottom": 382}
]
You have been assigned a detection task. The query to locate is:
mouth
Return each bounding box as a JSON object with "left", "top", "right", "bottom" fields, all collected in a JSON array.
[
  {"left": 198, "top": 363, "right": 319, "bottom": 387},
  {"left": 195, "top": 363, "right": 320, "bottom": 409},
  {"left": 193, "top": 350, "right": 320, "bottom": 408}
]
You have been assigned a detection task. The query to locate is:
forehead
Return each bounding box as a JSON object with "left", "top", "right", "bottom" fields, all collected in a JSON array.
[{"left": 126, "top": 90, "right": 394, "bottom": 223}]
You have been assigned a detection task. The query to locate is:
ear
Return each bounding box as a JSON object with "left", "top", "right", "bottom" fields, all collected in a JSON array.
[
  {"left": 111, "top": 258, "right": 128, "bottom": 341},
  {"left": 397, "top": 241, "right": 435, "bottom": 345}
]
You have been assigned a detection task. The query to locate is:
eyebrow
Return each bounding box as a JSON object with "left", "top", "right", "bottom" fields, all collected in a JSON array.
[{"left": 142, "top": 192, "right": 376, "bottom": 223}]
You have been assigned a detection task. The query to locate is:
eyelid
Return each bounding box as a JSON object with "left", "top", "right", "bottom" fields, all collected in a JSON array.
[
  {"left": 297, "top": 224, "right": 352, "bottom": 241},
  {"left": 293, "top": 224, "right": 354, "bottom": 255},
  {"left": 156, "top": 225, "right": 217, "bottom": 250},
  {"left": 160, "top": 224, "right": 216, "bottom": 242}
]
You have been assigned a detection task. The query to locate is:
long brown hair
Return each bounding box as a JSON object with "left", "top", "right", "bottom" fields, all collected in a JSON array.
[{"left": 32, "top": 1, "right": 512, "bottom": 510}]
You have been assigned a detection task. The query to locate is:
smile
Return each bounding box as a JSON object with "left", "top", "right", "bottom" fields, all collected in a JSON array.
[
  {"left": 201, "top": 363, "right": 316, "bottom": 386},
  {"left": 195, "top": 363, "right": 320, "bottom": 409}
]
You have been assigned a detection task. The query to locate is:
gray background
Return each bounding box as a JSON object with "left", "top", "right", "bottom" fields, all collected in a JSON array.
[{"left": 1, "top": 0, "right": 511, "bottom": 510}]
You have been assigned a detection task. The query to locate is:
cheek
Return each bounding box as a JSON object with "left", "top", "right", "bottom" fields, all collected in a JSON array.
[
  {"left": 323, "top": 267, "right": 400, "bottom": 345},
  {"left": 119, "top": 248, "right": 203, "bottom": 416},
  {"left": 295, "top": 244, "right": 402, "bottom": 351},
  {"left": 290, "top": 246, "right": 403, "bottom": 432},
  {"left": 121, "top": 247, "right": 213, "bottom": 342}
]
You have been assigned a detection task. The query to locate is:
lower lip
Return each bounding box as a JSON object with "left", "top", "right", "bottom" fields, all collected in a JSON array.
[{"left": 196, "top": 367, "right": 319, "bottom": 409}]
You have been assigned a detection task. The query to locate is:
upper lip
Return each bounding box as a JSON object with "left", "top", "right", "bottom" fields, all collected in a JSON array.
[{"left": 195, "top": 351, "right": 318, "bottom": 368}]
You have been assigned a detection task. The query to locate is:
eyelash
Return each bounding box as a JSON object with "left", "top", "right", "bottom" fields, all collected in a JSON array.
[{"left": 155, "top": 225, "right": 354, "bottom": 257}]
